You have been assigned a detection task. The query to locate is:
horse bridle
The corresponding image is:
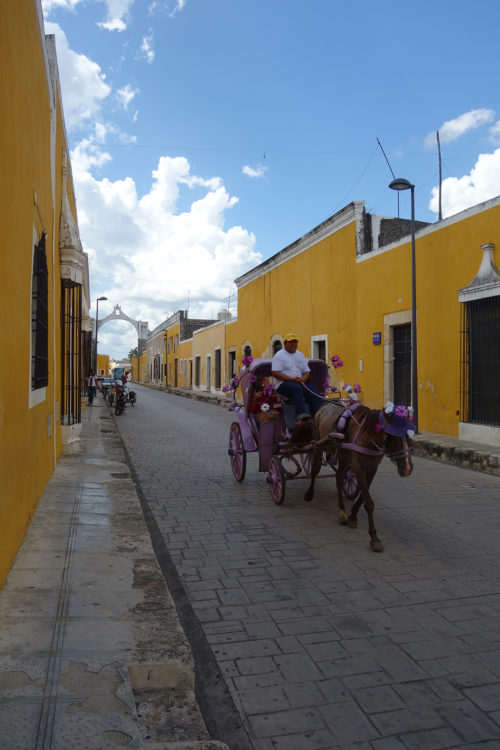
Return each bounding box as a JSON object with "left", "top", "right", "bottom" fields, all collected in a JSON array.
[{"left": 299, "top": 383, "right": 413, "bottom": 461}]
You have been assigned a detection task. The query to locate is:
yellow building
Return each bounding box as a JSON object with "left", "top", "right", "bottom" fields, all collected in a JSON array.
[
  {"left": 97, "top": 353, "right": 110, "bottom": 377},
  {"left": 232, "top": 199, "right": 500, "bottom": 443},
  {"left": 0, "top": 1, "right": 90, "bottom": 585}
]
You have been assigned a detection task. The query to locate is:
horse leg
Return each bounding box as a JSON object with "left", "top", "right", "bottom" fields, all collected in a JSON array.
[
  {"left": 304, "top": 447, "right": 322, "bottom": 502},
  {"left": 361, "top": 468, "right": 383, "bottom": 552},
  {"left": 335, "top": 458, "right": 349, "bottom": 524}
]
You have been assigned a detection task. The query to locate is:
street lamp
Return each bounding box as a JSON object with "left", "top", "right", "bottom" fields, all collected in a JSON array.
[
  {"left": 389, "top": 178, "right": 418, "bottom": 430},
  {"left": 95, "top": 296, "right": 108, "bottom": 374}
]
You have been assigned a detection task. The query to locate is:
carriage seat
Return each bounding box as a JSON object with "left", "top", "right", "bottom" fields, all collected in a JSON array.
[{"left": 277, "top": 394, "right": 311, "bottom": 431}]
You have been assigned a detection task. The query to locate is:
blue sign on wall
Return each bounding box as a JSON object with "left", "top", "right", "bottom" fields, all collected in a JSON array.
[{"left": 373, "top": 332, "right": 382, "bottom": 345}]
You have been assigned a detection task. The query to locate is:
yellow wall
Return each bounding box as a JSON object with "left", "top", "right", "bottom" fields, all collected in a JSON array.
[
  {"left": 192, "top": 321, "right": 226, "bottom": 389},
  {"left": 0, "top": 1, "right": 85, "bottom": 585},
  {"left": 225, "top": 201, "right": 500, "bottom": 437},
  {"left": 97, "top": 354, "right": 110, "bottom": 376},
  {"left": 177, "top": 339, "right": 193, "bottom": 387},
  {"left": 356, "top": 204, "right": 500, "bottom": 435},
  {"left": 164, "top": 321, "right": 181, "bottom": 385}
]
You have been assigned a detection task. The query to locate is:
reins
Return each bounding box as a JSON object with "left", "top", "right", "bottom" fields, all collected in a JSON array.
[{"left": 293, "top": 383, "right": 412, "bottom": 461}]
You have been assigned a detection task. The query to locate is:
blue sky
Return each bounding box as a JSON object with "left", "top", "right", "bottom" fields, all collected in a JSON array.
[{"left": 42, "top": 0, "right": 500, "bottom": 358}]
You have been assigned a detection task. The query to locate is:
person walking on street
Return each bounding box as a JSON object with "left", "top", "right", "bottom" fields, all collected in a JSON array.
[{"left": 86, "top": 369, "right": 97, "bottom": 405}]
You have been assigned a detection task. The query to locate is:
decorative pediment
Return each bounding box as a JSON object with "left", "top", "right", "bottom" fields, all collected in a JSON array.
[{"left": 458, "top": 243, "right": 500, "bottom": 302}]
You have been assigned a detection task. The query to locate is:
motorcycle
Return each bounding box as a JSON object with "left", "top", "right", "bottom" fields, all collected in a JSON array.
[{"left": 114, "top": 383, "right": 136, "bottom": 415}]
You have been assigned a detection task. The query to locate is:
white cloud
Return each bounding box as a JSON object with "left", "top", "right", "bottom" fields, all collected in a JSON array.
[
  {"left": 424, "top": 108, "right": 495, "bottom": 148},
  {"left": 116, "top": 84, "right": 139, "bottom": 109},
  {"left": 43, "top": 0, "right": 134, "bottom": 31},
  {"left": 42, "top": 0, "right": 84, "bottom": 12},
  {"left": 242, "top": 164, "right": 269, "bottom": 179},
  {"left": 140, "top": 33, "right": 155, "bottom": 63},
  {"left": 429, "top": 148, "right": 500, "bottom": 218},
  {"left": 74, "top": 147, "right": 261, "bottom": 355},
  {"left": 45, "top": 22, "right": 111, "bottom": 129},
  {"left": 97, "top": 0, "right": 135, "bottom": 31},
  {"left": 169, "top": 0, "right": 186, "bottom": 16},
  {"left": 489, "top": 121, "right": 500, "bottom": 145}
]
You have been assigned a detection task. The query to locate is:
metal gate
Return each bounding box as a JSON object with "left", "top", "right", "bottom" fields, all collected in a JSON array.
[
  {"left": 461, "top": 296, "right": 500, "bottom": 426},
  {"left": 393, "top": 324, "right": 411, "bottom": 406}
]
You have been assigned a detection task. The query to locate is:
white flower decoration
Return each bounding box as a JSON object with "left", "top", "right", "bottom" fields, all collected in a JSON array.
[
  {"left": 408, "top": 406, "right": 414, "bottom": 416},
  {"left": 407, "top": 430, "right": 415, "bottom": 439},
  {"left": 384, "top": 400, "right": 394, "bottom": 414},
  {"left": 261, "top": 403, "right": 270, "bottom": 412},
  {"left": 350, "top": 392, "right": 358, "bottom": 401}
]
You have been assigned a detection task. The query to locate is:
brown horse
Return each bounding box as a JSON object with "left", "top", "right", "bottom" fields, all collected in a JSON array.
[{"left": 304, "top": 402, "right": 413, "bottom": 552}]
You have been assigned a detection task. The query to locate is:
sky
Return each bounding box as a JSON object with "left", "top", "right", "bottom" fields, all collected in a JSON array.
[{"left": 41, "top": 0, "right": 500, "bottom": 358}]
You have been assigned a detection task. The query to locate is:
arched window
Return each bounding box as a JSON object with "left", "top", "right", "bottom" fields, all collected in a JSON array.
[
  {"left": 244, "top": 345, "right": 252, "bottom": 357},
  {"left": 31, "top": 232, "right": 48, "bottom": 389},
  {"left": 273, "top": 340, "right": 282, "bottom": 354}
]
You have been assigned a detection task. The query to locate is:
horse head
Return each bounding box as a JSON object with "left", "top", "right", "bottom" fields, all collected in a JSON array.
[{"left": 379, "top": 410, "right": 414, "bottom": 477}]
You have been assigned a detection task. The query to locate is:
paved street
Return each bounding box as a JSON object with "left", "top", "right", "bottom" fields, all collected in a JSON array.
[{"left": 114, "top": 384, "right": 500, "bottom": 750}]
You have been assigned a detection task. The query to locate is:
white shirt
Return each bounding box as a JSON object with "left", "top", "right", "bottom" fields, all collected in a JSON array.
[{"left": 271, "top": 349, "right": 310, "bottom": 387}]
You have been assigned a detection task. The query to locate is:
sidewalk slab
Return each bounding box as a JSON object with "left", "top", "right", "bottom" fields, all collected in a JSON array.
[{"left": 0, "top": 397, "right": 229, "bottom": 749}]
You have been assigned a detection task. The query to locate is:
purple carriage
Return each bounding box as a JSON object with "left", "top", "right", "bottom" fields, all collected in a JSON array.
[{"left": 227, "top": 358, "right": 359, "bottom": 504}]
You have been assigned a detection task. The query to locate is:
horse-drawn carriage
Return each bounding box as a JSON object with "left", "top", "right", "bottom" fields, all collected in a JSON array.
[
  {"left": 228, "top": 358, "right": 359, "bottom": 504},
  {"left": 228, "top": 357, "right": 414, "bottom": 551}
]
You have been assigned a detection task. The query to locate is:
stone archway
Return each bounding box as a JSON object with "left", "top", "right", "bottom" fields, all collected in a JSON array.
[{"left": 97, "top": 304, "right": 150, "bottom": 353}]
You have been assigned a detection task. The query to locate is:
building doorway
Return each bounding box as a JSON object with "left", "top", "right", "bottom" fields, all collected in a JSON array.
[{"left": 393, "top": 324, "right": 411, "bottom": 406}]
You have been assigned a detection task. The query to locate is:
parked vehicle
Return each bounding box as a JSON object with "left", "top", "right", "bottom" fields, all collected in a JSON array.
[
  {"left": 114, "top": 383, "right": 136, "bottom": 415},
  {"left": 100, "top": 377, "right": 114, "bottom": 400}
]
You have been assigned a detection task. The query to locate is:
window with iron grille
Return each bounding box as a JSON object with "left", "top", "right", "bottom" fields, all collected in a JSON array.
[
  {"left": 31, "top": 232, "right": 49, "bottom": 389},
  {"left": 61, "top": 280, "right": 82, "bottom": 425},
  {"left": 460, "top": 296, "right": 500, "bottom": 426}
]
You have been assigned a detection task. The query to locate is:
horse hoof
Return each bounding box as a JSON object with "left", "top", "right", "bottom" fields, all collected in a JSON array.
[
  {"left": 370, "top": 539, "right": 384, "bottom": 552},
  {"left": 348, "top": 517, "right": 357, "bottom": 529},
  {"left": 304, "top": 492, "right": 313, "bottom": 503},
  {"left": 338, "top": 510, "right": 348, "bottom": 524}
]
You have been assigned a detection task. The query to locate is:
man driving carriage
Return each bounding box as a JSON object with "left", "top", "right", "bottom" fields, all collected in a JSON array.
[{"left": 271, "top": 333, "right": 324, "bottom": 422}]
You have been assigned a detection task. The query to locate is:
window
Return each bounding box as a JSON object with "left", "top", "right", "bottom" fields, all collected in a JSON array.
[
  {"left": 31, "top": 232, "right": 49, "bottom": 389},
  {"left": 273, "top": 340, "right": 282, "bottom": 354},
  {"left": 153, "top": 355, "right": 161, "bottom": 380},
  {"left": 244, "top": 345, "right": 252, "bottom": 358},
  {"left": 195, "top": 356, "right": 200, "bottom": 386},
  {"left": 461, "top": 296, "right": 500, "bottom": 426},
  {"left": 228, "top": 351, "right": 236, "bottom": 377},
  {"left": 215, "top": 349, "right": 221, "bottom": 389},
  {"left": 206, "top": 355, "right": 211, "bottom": 389},
  {"left": 61, "top": 279, "right": 82, "bottom": 425}
]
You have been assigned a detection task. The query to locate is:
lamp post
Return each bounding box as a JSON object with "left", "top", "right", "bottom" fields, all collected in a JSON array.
[
  {"left": 95, "top": 296, "right": 108, "bottom": 374},
  {"left": 389, "top": 178, "right": 418, "bottom": 430}
]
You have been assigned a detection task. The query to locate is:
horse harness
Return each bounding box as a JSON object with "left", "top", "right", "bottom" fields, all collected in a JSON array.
[{"left": 327, "top": 402, "right": 412, "bottom": 462}]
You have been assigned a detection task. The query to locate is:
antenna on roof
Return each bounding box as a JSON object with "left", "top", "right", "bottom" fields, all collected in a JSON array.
[
  {"left": 377, "top": 137, "right": 399, "bottom": 217},
  {"left": 437, "top": 131, "right": 443, "bottom": 221}
]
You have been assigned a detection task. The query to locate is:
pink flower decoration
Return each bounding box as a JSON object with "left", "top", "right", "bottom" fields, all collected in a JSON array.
[
  {"left": 395, "top": 405, "right": 409, "bottom": 418},
  {"left": 375, "top": 423, "right": 384, "bottom": 433},
  {"left": 353, "top": 384, "right": 362, "bottom": 393}
]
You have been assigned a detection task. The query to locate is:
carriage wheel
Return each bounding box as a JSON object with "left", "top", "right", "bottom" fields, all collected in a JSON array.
[
  {"left": 300, "top": 452, "right": 313, "bottom": 477},
  {"left": 228, "top": 422, "right": 246, "bottom": 482},
  {"left": 268, "top": 456, "right": 286, "bottom": 505},
  {"left": 343, "top": 468, "right": 359, "bottom": 500}
]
